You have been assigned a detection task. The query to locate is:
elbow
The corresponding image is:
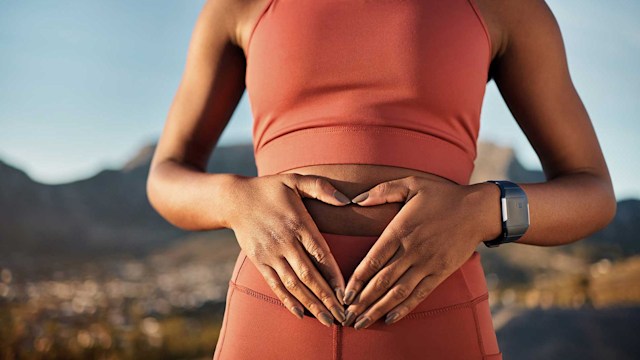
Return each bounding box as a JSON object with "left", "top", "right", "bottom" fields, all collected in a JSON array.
[
  {"left": 146, "top": 167, "right": 177, "bottom": 228},
  {"left": 146, "top": 168, "right": 165, "bottom": 220},
  {"left": 594, "top": 180, "right": 617, "bottom": 233},
  {"left": 146, "top": 167, "right": 202, "bottom": 232},
  {"left": 601, "top": 194, "right": 617, "bottom": 230}
]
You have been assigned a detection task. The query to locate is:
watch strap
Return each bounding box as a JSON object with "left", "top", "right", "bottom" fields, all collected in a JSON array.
[{"left": 483, "top": 180, "right": 530, "bottom": 248}]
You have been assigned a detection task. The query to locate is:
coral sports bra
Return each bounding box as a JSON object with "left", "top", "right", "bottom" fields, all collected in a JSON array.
[{"left": 245, "top": 0, "right": 493, "bottom": 185}]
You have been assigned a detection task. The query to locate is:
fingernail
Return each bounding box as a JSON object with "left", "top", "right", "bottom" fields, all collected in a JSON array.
[
  {"left": 354, "top": 316, "right": 371, "bottom": 330},
  {"left": 343, "top": 310, "right": 356, "bottom": 327},
  {"left": 343, "top": 290, "right": 356, "bottom": 305},
  {"left": 335, "top": 287, "right": 345, "bottom": 306},
  {"left": 332, "top": 306, "right": 346, "bottom": 323},
  {"left": 318, "top": 312, "right": 334, "bottom": 327},
  {"left": 333, "top": 190, "right": 351, "bottom": 205},
  {"left": 351, "top": 192, "right": 369, "bottom": 203},
  {"left": 292, "top": 306, "right": 304, "bottom": 320},
  {"left": 385, "top": 312, "right": 399, "bottom": 325}
]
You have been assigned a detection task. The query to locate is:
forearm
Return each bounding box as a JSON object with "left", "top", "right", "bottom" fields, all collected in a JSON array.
[
  {"left": 473, "top": 172, "right": 617, "bottom": 247},
  {"left": 146, "top": 159, "right": 246, "bottom": 231}
]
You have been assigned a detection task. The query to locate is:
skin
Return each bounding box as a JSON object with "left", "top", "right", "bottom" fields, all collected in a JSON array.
[{"left": 147, "top": 0, "right": 616, "bottom": 330}]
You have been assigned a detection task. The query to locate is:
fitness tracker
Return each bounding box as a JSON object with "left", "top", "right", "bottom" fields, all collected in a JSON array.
[{"left": 483, "top": 180, "right": 530, "bottom": 248}]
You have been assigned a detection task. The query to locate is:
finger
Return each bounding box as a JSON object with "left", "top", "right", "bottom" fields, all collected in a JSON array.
[
  {"left": 257, "top": 263, "right": 305, "bottom": 320},
  {"left": 286, "top": 243, "right": 346, "bottom": 323},
  {"left": 343, "top": 247, "right": 409, "bottom": 325},
  {"left": 297, "top": 212, "right": 347, "bottom": 305},
  {"left": 343, "top": 226, "right": 406, "bottom": 306},
  {"left": 343, "top": 198, "right": 425, "bottom": 305},
  {"left": 273, "top": 259, "right": 336, "bottom": 327},
  {"left": 350, "top": 176, "right": 419, "bottom": 206},
  {"left": 351, "top": 267, "right": 427, "bottom": 329},
  {"left": 383, "top": 273, "right": 443, "bottom": 326},
  {"left": 285, "top": 173, "right": 352, "bottom": 206}
]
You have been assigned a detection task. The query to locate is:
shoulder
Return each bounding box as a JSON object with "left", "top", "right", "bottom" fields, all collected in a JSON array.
[
  {"left": 478, "top": 0, "right": 562, "bottom": 59},
  {"left": 194, "top": 0, "right": 258, "bottom": 51},
  {"left": 199, "top": 0, "right": 274, "bottom": 57}
]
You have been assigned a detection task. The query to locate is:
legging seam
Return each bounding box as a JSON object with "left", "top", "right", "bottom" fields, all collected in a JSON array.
[
  {"left": 402, "top": 292, "right": 488, "bottom": 320},
  {"left": 471, "top": 298, "right": 487, "bottom": 357},
  {"left": 333, "top": 324, "right": 341, "bottom": 360},
  {"left": 458, "top": 252, "right": 477, "bottom": 300},
  {"left": 232, "top": 255, "right": 248, "bottom": 283}
]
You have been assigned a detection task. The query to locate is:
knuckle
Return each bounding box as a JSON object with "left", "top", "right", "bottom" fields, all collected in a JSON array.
[
  {"left": 266, "top": 226, "right": 288, "bottom": 246},
  {"left": 306, "top": 301, "right": 319, "bottom": 312},
  {"left": 283, "top": 217, "right": 305, "bottom": 234},
  {"left": 390, "top": 226, "right": 412, "bottom": 241},
  {"left": 376, "top": 181, "right": 390, "bottom": 195},
  {"left": 283, "top": 275, "right": 298, "bottom": 291},
  {"left": 374, "top": 275, "right": 392, "bottom": 290},
  {"left": 312, "top": 176, "right": 324, "bottom": 191},
  {"left": 391, "top": 286, "right": 410, "bottom": 300},
  {"left": 317, "top": 290, "right": 332, "bottom": 304},
  {"left": 314, "top": 250, "right": 328, "bottom": 264},
  {"left": 406, "top": 175, "right": 421, "bottom": 188},
  {"left": 366, "top": 256, "right": 384, "bottom": 272},
  {"left": 285, "top": 172, "right": 301, "bottom": 183},
  {"left": 297, "top": 266, "right": 314, "bottom": 283},
  {"left": 307, "top": 245, "right": 327, "bottom": 263},
  {"left": 414, "top": 286, "right": 430, "bottom": 300},
  {"left": 435, "top": 256, "right": 453, "bottom": 271}
]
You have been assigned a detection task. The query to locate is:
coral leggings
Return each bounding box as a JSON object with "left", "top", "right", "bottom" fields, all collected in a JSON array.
[{"left": 213, "top": 232, "right": 503, "bottom": 360}]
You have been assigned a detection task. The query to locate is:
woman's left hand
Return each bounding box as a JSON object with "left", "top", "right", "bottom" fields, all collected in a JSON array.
[{"left": 341, "top": 175, "right": 500, "bottom": 329}]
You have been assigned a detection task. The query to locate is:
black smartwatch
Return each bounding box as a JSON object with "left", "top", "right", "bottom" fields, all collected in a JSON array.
[{"left": 483, "top": 180, "right": 530, "bottom": 248}]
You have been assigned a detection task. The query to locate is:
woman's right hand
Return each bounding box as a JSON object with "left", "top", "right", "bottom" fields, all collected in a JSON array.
[{"left": 225, "top": 173, "right": 352, "bottom": 327}]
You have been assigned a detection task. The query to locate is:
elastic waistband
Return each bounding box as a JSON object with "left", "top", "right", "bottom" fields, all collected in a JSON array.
[
  {"left": 229, "top": 232, "right": 488, "bottom": 313},
  {"left": 254, "top": 124, "right": 474, "bottom": 185}
]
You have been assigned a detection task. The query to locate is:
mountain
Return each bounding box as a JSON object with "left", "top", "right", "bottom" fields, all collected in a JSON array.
[{"left": 0, "top": 142, "right": 256, "bottom": 256}]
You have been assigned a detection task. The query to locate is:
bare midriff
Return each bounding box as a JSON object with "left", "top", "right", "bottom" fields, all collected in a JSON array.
[{"left": 278, "top": 164, "right": 459, "bottom": 237}]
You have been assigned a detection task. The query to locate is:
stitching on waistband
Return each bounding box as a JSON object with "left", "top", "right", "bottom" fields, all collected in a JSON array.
[
  {"left": 229, "top": 280, "right": 287, "bottom": 309},
  {"left": 230, "top": 279, "right": 489, "bottom": 321},
  {"left": 402, "top": 292, "right": 489, "bottom": 320},
  {"left": 258, "top": 124, "right": 472, "bottom": 158}
]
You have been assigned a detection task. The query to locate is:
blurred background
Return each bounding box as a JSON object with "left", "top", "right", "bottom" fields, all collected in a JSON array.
[{"left": 0, "top": 0, "right": 638, "bottom": 359}]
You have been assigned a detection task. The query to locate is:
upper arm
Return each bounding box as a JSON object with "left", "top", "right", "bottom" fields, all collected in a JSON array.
[
  {"left": 491, "top": 0, "right": 612, "bottom": 182},
  {"left": 151, "top": 0, "right": 247, "bottom": 172}
]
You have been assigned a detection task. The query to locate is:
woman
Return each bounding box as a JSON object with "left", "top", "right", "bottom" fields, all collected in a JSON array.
[{"left": 147, "top": 0, "right": 616, "bottom": 359}]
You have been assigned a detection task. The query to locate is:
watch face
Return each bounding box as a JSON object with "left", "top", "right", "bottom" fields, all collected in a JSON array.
[{"left": 506, "top": 196, "right": 530, "bottom": 227}]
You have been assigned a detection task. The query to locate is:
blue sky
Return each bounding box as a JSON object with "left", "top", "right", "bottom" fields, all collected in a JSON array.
[{"left": 0, "top": 0, "right": 638, "bottom": 200}]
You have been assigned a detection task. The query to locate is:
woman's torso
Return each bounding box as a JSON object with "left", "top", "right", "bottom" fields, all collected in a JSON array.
[{"left": 235, "top": 0, "right": 503, "bottom": 237}]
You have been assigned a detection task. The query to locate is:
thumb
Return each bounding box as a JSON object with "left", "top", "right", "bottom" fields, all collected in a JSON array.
[
  {"left": 288, "top": 174, "right": 352, "bottom": 206},
  {"left": 351, "top": 177, "right": 417, "bottom": 206}
]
